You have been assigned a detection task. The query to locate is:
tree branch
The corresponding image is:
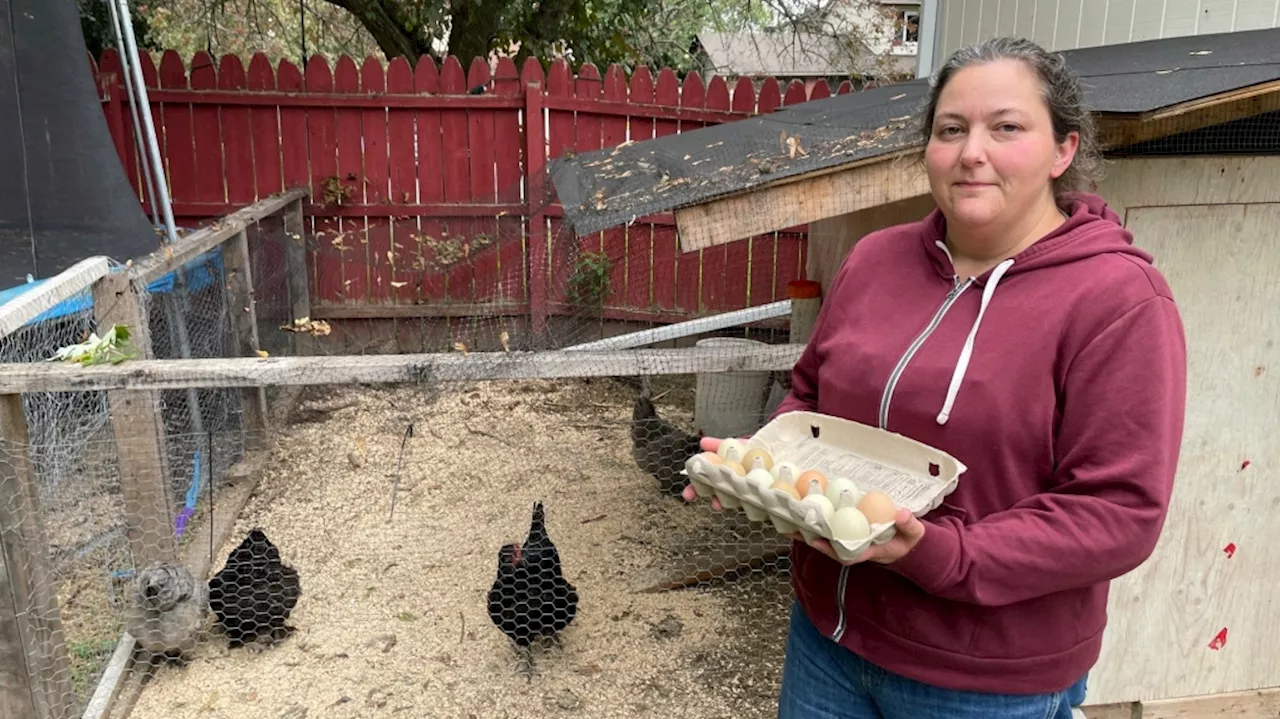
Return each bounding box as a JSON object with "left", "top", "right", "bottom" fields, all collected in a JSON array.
[{"left": 321, "top": 0, "right": 432, "bottom": 60}]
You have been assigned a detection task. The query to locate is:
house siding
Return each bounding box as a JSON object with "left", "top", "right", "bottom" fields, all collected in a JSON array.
[{"left": 936, "top": 0, "right": 1280, "bottom": 56}]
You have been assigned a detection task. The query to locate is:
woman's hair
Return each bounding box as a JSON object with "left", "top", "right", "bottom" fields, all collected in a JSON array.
[{"left": 918, "top": 36, "right": 1103, "bottom": 203}]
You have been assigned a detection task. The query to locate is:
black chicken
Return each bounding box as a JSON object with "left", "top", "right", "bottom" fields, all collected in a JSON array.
[
  {"left": 487, "top": 501, "right": 578, "bottom": 678},
  {"left": 207, "top": 528, "right": 302, "bottom": 649},
  {"left": 631, "top": 376, "right": 703, "bottom": 496}
]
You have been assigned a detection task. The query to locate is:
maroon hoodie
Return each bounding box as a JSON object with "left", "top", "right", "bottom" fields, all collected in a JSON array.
[{"left": 774, "top": 192, "right": 1187, "bottom": 694}]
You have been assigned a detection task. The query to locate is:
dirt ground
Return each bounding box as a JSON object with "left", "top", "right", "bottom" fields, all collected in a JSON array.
[{"left": 125, "top": 376, "right": 795, "bottom": 719}]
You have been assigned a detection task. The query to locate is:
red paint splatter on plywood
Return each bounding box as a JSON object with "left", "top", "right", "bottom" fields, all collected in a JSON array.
[{"left": 1208, "top": 628, "right": 1228, "bottom": 651}]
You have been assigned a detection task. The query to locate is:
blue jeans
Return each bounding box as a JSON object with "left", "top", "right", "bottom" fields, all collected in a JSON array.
[{"left": 778, "top": 601, "right": 1088, "bottom": 719}]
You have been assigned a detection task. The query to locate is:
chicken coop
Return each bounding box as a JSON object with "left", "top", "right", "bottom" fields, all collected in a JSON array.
[
  {"left": 549, "top": 26, "right": 1280, "bottom": 718},
  {"left": 0, "top": 203, "right": 816, "bottom": 719}
]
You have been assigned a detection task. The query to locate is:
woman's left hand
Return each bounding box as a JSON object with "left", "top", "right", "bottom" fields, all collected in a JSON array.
[{"left": 786, "top": 508, "right": 926, "bottom": 565}]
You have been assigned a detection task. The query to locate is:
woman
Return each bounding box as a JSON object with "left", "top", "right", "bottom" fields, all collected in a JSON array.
[{"left": 684, "top": 37, "right": 1188, "bottom": 718}]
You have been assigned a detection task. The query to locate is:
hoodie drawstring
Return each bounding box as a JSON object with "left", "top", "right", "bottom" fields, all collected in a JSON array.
[{"left": 933, "top": 240, "right": 1015, "bottom": 425}]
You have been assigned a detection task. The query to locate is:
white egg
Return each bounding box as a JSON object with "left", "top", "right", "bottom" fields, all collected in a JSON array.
[
  {"left": 829, "top": 506, "right": 872, "bottom": 542},
  {"left": 771, "top": 461, "right": 799, "bottom": 484},
  {"left": 800, "top": 493, "right": 834, "bottom": 523},
  {"left": 825, "top": 477, "right": 862, "bottom": 509},
  {"left": 717, "top": 438, "right": 747, "bottom": 463},
  {"left": 745, "top": 468, "right": 775, "bottom": 490}
]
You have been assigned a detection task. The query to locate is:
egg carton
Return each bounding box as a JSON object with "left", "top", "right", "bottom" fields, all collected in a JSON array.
[{"left": 682, "top": 411, "right": 967, "bottom": 562}]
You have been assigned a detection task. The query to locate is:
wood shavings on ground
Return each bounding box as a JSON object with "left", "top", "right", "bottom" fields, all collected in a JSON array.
[{"left": 128, "top": 377, "right": 794, "bottom": 719}]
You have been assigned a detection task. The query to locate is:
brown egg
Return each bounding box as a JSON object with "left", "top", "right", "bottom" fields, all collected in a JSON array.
[
  {"left": 741, "top": 448, "right": 774, "bottom": 473},
  {"left": 769, "top": 480, "right": 801, "bottom": 500},
  {"left": 795, "top": 469, "right": 828, "bottom": 498},
  {"left": 699, "top": 451, "right": 724, "bottom": 465},
  {"left": 721, "top": 460, "right": 747, "bottom": 477},
  {"left": 856, "top": 491, "right": 898, "bottom": 524}
]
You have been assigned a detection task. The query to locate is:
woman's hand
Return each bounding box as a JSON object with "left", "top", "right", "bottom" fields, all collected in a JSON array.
[
  {"left": 786, "top": 508, "right": 926, "bottom": 565},
  {"left": 681, "top": 436, "right": 731, "bottom": 511}
]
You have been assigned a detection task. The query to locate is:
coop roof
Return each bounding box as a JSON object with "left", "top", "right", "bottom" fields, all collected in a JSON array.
[{"left": 549, "top": 27, "right": 1280, "bottom": 249}]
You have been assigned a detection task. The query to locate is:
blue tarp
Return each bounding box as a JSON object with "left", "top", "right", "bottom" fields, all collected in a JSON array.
[{"left": 0, "top": 246, "right": 224, "bottom": 329}]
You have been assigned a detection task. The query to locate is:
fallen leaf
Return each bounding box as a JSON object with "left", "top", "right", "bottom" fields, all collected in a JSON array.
[{"left": 255, "top": 349, "right": 269, "bottom": 358}]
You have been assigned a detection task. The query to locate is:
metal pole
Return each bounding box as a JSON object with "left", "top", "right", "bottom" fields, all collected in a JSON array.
[
  {"left": 113, "top": 0, "right": 178, "bottom": 245},
  {"left": 916, "top": 0, "right": 940, "bottom": 80},
  {"left": 106, "top": 0, "right": 161, "bottom": 227},
  {"left": 114, "top": 0, "right": 207, "bottom": 465}
]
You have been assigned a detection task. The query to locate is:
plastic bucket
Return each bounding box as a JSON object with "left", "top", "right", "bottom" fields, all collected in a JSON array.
[{"left": 694, "top": 337, "right": 773, "bottom": 439}]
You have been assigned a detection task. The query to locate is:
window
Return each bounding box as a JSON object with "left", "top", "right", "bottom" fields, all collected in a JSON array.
[{"left": 898, "top": 10, "right": 920, "bottom": 44}]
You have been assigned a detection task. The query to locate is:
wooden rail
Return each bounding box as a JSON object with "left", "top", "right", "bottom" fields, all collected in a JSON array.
[
  {"left": 128, "top": 187, "right": 309, "bottom": 285},
  {"left": 0, "top": 345, "right": 803, "bottom": 394},
  {"left": 0, "top": 257, "right": 112, "bottom": 340}
]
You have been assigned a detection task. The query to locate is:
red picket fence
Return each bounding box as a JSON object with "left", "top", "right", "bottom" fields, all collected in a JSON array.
[{"left": 90, "top": 50, "right": 851, "bottom": 327}]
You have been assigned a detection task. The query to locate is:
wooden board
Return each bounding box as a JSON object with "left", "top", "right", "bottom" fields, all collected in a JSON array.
[
  {"left": 221, "top": 230, "right": 269, "bottom": 442},
  {"left": 0, "top": 394, "right": 74, "bottom": 719},
  {"left": 1084, "top": 203, "right": 1280, "bottom": 704},
  {"left": 0, "top": 257, "right": 111, "bottom": 340},
  {"left": 0, "top": 345, "right": 804, "bottom": 394},
  {"left": 673, "top": 149, "right": 931, "bottom": 253},
  {"left": 1096, "top": 81, "right": 1280, "bottom": 150},
  {"left": 1141, "top": 688, "right": 1280, "bottom": 718},
  {"left": 128, "top": 188, "right": 307, "bottom": 285},
  {"left": 1097, "top": 156, "right": 1280, "bottom": 214},
  {"left": 1082, "top": 687, "right": 1280, "bottom": 718},
  {"left": 92, "top": 274, "right": 177, "bottom": 568},
  {"left": 804, "top": 194, "right": 938, "bottom": 291}
]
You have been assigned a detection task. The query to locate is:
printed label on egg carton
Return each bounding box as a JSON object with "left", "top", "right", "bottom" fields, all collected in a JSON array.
[{"left": 683, "top": 411, "right": 967, "bottom": 562}]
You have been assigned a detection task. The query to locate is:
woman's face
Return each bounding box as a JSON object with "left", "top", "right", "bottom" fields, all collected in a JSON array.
[{"left": 924, "top": 59, "right": 1079, "bottom": 235}]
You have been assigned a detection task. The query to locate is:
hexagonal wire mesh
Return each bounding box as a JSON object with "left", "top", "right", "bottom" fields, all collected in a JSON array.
[
  {"left": 2, "top": 189, "right": 802, "bottom": 717},
  {"left": 0, "top": 206, "right": 298, "bottom": 715}
]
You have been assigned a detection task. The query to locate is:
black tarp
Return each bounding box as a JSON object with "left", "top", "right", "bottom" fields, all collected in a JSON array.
[
  {"left": 550, "top": 27, "right": 1280, "bottom": 237},
  {"left": 0, "top": 0, "right": 159, "bottom": 288}
]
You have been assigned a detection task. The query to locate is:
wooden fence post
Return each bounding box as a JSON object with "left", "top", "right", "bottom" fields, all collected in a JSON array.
[
  {"left": 525, "top": 81, "right": 549, "bottom": 346},
  {"left": 283, "top": 197, "right": 313, "bottom": 356},
  {"left": 92, "top": 271, "right": 177, "bottom": 567},
  {"left": 222, "top": 229, "right": 269, "bottom": 447},
  {"left": 0, "top": 394, "right": 74, "bottom": 719}
]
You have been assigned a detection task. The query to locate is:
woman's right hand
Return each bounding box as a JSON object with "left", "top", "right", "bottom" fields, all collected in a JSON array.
[{"left": 682, "top": 437, "right": 724, "bottom": 510}]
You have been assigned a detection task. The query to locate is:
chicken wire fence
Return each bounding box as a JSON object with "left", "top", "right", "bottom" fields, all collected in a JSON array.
[
  {"left": 3, "top": 378, "right": 801, "bottom": 718},
  {"left": 0, "top": 207, "right": 298, "bottom": 716},
  {"left": 295, "top": 163, "right": 801, "bottom": 357},
  {"left": 106, "top": 373, "right": 799, "bottom": 719},
  {"left": 1, "top": 172, "right": 808, "bottom": 716}
]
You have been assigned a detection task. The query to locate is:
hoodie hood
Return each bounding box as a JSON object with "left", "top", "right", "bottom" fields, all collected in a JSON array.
[
  {"left": 921, "top": 191, "right": 1153, "bottom": 283},
  {"left": 915, "top": 191, "right": 1151, "bottom": 425}
]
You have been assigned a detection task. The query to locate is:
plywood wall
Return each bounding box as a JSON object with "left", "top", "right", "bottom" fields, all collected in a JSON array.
[
  {"left": 1081, "top": 155, "right": 1280, "bottom": 705},
  {"left": 804, "top": 194, "right": 937, "bottom": 291},
  {"left": 802, "top": 156, "right": 1280, "bottom": 705},
  {"left": 937, "top": 0, "right": 1280, "bottom": 56}
]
